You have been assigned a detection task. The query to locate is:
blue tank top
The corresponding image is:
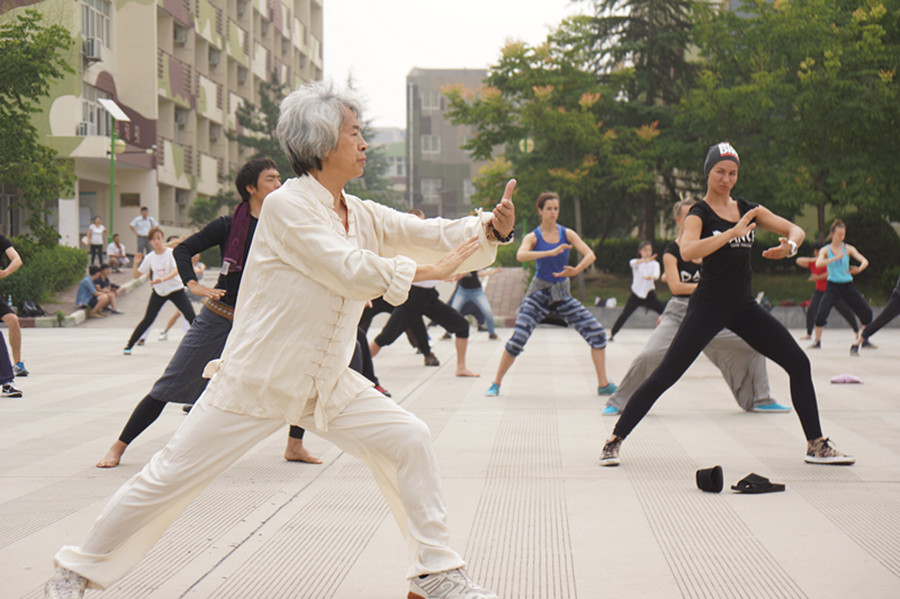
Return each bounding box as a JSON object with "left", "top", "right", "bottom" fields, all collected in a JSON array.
[
  {"left": 826, "top": 244, "right": 852, "bottom": 283},
  {"left": 533, "top": 225, "right": 569, "bottom": 283}
]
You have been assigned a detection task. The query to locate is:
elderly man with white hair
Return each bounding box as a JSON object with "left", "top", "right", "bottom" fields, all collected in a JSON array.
[{"left": 43, "top": 82, "right": 515, "bottom": 599}]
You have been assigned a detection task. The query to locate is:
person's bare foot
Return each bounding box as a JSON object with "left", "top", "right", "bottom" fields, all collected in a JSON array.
[
  {"left": 96, "top": 441, "right": 127, "bottom": 468},
  {"left": 799, "top": 334, "right": 811, "bottom": 340},
  {"left": 456, "top": 368, "right": 480, "bottom": 377},
  {"left": 284, "top": 439, "right": 322, "bottom": 464}
]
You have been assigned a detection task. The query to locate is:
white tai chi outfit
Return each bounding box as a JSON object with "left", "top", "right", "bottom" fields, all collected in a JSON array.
[{"left": 54, "top": 175, "right": 507, "bottom": 589}]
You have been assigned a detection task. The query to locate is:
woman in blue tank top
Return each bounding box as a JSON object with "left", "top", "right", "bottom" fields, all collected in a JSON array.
[
  {"left": 810, "top": 219, "right": 872, "bottom": 349},
  {"left": 485, "top": 192, "right": 617, "bottom": 397}
]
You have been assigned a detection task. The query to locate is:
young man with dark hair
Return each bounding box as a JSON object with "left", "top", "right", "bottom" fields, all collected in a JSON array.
[{"left": 75, "top": 266, "right": 110, "bottom": 319}]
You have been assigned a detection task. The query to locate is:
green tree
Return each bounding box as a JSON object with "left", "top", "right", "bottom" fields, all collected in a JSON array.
[
  {"left": 229, "top": 75, "right": 292, "bottom": 177},
  {"left": 583, "top": 0, "right": 709, "bottom": 239},
  {"left": 0, "top": 9, "right": 75, "bottom": 245},
  {"left": 189, "top": 176, "right": 239, "bottom": 226},
  {"left": 675, "top": 0, "right": 900, "bottom": 240},
  {"left": 445, "top": 18, "right": 620, "bottom": 239}
]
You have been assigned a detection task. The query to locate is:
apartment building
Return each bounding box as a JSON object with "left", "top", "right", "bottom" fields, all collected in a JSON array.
[
  {"left": 405, "top": 68, "right": 488, "bottom": 219},
  {"left": 1, "top": 0, "right": 322, "bottom": 247},
  {"left": 369, "top": 127, "right": 406, "bottom": 192}
]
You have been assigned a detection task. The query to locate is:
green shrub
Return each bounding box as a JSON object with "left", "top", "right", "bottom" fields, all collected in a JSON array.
[
  {"left": 494, "top": 242, "right": 520, "bottom": 267},
  {"left": 837, "top": 211, "right": 900, "bottom": 286},
  {"left": 882, "top": 266, "right": 900, "bottom": 294},
  {"left": 593, "top": 237, "right": 674, "bottom": 275},
  {"left": 0, "top": 238, "right": 87, "bottom": 305}
]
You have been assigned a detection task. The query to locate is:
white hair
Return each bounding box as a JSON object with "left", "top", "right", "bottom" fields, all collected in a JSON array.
[{"left": 276, "top": 81, "right": 363, "bottom": 176}]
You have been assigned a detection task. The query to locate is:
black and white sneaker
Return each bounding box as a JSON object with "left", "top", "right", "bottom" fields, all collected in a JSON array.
[
  {"left": 600, "top": 437, "right": 623, "bottom": 466},
  {"left": 805, "top": 437, "right": 855, "bottom": 465},
  {"left": 2, "top": 383, "right": 23, "bottom": 398}
]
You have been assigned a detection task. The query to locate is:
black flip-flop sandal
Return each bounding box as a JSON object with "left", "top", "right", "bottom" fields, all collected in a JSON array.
[{"left": 731, "top": 473, "right": 785, "bottom": 494}]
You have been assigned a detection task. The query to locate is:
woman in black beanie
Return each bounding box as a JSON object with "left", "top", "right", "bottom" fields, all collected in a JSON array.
[{"left": 599, "top": 142, "right": 855, "bottom": 467}]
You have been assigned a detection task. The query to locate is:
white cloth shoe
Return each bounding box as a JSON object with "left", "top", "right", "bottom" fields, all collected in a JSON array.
[
  {"left": 408, "top": 568, "right": 498, "bottom": 599},
  {"left": 44, "top": 567, "right": 86, "bottom": 599}
]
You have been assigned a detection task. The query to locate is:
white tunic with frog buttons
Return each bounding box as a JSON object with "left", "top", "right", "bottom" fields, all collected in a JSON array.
[{"left": 204, "top": 174, "right": 503, "bottom": 430}]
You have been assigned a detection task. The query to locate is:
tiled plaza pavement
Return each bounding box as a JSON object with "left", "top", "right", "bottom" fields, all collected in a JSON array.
[{"left": 1, "top": 279, "right": 898, "bottom": 598}]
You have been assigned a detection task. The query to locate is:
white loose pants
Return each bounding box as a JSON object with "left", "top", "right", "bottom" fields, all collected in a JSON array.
[{"left": 54, "top": 389, "right": 465, "bottom": 589}]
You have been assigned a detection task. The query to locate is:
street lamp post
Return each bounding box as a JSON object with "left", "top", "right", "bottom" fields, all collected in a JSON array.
[{"left": 98, "top": 99, "right": 130, "bottom": 243}]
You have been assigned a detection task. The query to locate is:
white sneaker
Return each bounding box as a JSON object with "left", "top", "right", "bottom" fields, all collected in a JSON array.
[
  {"left": 44, "top": 567, "right": 87, "bottom": 599},
  {"left": 805, "top": 437, "right": 855, "bottom": 465},
  {"left": 158, "top": 330, "right": 168, "bottom": 341},
  {"left": 408, "top": 568, "right": 498, "bottom": 599}
]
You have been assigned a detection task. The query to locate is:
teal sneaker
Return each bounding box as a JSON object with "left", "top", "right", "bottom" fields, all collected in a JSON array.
[
  {"left": 752, "top": 402, "right": 791, "bottom": 413},
  {"left": 601, "top": 405, "right": 619, "bottom": 416},
  {"left": 597, "top": 382, "right": 618, "bottom": 395},
  {"left": 123, "top": 348, "right": 132, "bottom": 356},
  {"left": 484, "top": 382, "right": 500, "bottom": 397}
]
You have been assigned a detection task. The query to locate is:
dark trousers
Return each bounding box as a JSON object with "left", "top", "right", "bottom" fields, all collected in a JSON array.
[
  {"left": 360, "top": 296, "right": 430, "bottom": 354},
  {"left": 126, "top": 289, "right": 197, "bottom": 349},
  {"left": 374, "top": 287, "right": 468, "bottom": 349},
  {"left": 89, "top": 244, "right": 104, "bottom": 267},
  {"left": 814, "top": 282, "right": 872, "bottom": 328},
  {"left": 119, "top": 305, "right": 309, "bottom": 445},
  {"left": 610, "top": 290, "right": 666, "bottom": 337},
  {"left": 806, "top": 289, "right": 858, "bottom": 334},
  {"left": 861, "top": 290, "right": 900, "bottom": 341},
  {"left": 613, "top": 295, "right": 823, "bottom": 441},
  {"left": 0, "top": 330, "right": 12, "bottom": 385}
]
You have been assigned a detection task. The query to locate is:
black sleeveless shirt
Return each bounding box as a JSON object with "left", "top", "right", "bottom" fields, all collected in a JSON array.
[{"left": 688, "top": 198, "right": 758, "bottom": 301}]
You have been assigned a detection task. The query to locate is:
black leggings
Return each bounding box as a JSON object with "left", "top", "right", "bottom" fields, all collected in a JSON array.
[
  {"left": 360, "top": 296, "right": 430, "bottom": 353},
  {"left": 610, "top": 290, "right": 666, "bottom": 337},
  {"left": 806, "top": 289, "right": 858, "bottom": 335},
  {"left": 375, "top": 287, "right": 467, "bottom": 348},
  {"left": 861, "top": 290, "right": 900, "bottom": 341},
  {"left": 814, "top": 281, "right": 872, "bottom": 328},
  {"left": 126, "top": 289, "right": 197, "bottom": 349},
  {"left": 89, "top": 244, "right": 104, "bottom": 267},
  {"left": 613, "top": 295, "right": 823, "bottom": 441}
]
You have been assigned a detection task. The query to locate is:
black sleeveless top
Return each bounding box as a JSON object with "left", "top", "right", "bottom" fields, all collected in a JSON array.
[
  {"left": 688, "top": 198, "right": 758, "bottom": 301},
  {"left": 663, "top": 241, "right": 700, "bottom": 298}
]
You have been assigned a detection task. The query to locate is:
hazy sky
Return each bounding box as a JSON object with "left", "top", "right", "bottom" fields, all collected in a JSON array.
[{"left": 322, "top": 0, "right": 587, "bottom": 129}]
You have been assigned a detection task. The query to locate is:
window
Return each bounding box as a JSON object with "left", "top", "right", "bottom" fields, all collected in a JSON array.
[
  {"left": 463, "top": 179, "right": 476, "bottom": 204},
  {"left": 389, "top": 156, "right": 406, "bottom": 177},
  {"left": 81, "top": 0, "right": 111, "bottom": 48},
  {"left": 81, "top": 82, "right": 112, "bottom": 136},
  {"left": 422, "top": 178, "right": 442, "bottom": 204},
  {"left": 421, "top": 90, "right": 441, "bottom": 110},
  {"left": 421, "top": 135, "right": 440, "bottom": 157}
]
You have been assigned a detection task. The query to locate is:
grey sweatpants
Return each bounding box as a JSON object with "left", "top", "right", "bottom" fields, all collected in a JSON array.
[{"left": 607, "top": 296, "right": 774, "bottom": 412}]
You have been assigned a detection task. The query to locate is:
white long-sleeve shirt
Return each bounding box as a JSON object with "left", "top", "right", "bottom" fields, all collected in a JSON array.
[
  {"left": 204, "top": 175, "right": 505, "bottom": 430},
  {"left": 629, "top": 258, "right": 660, "bottom": 299}
]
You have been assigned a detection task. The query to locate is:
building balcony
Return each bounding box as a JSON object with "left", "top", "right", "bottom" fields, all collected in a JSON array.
[
  {"left": 157, "top": 49, "right": 194, "bottom": 108},
  {"left": 226, "top": 18, "right": 251, "bottom": 67},
  {"left": 157, "top": 136, "right": 193, "bottom": 189}
]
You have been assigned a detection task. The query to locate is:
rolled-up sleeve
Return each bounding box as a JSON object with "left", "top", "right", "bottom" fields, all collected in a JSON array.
[{"left": 266, "top": 193, "right": 415, "bottom": 304}]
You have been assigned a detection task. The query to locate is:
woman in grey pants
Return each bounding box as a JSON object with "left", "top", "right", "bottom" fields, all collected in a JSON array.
[{"left": 602, "top": 199, "right": 789, "bottom": 415}]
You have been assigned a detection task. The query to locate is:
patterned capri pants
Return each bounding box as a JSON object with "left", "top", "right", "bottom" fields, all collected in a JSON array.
[{"left": 505, "top": 288, "right": 607, "bottom": 357}]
